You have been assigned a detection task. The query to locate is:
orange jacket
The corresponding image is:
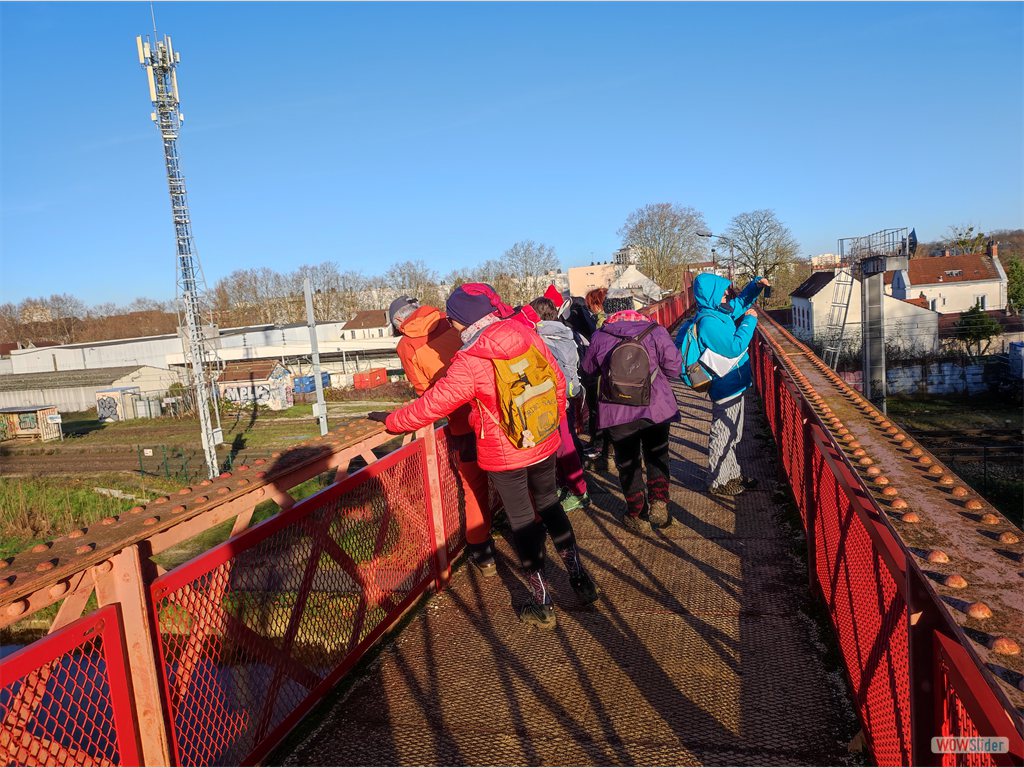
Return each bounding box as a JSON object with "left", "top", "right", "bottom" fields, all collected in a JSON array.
[
  {"left": 387, "top": 317, "right": 566, "bottom": 472},
  {"left": 396, "top": 305, "right": 471, "bottom": 435}
]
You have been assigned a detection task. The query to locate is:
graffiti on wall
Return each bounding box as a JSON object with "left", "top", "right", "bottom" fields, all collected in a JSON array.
[
  {"left": 97, "top": 396, "right": 120, "bottom": 422},
  {"left": 222, "top": 384, "right": 272, "bottom": 405}
]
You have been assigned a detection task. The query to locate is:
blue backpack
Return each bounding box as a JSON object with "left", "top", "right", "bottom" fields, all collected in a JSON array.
[{"left": 676, "top": 319, "right": 713, "bottom": 393}]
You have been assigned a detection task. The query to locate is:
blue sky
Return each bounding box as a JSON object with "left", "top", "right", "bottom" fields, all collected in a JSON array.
[{"left": 1, "top": 2, "right": 1022, "bottom": 306}]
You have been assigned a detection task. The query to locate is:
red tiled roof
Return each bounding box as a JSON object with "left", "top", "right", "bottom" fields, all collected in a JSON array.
[
  {"left": 885, "top": 254, "right": 1002, "bottom": 286},
  {"left": 218, "top": 360, "right": 287, "bottom": 382},
  {"left": 938, "top": 309, "right": 1024, "bottom": 337},
  {"left": 0, "top": 343, "right": 18, "bottom": 356},
  {"left": 902, "top": 297, "right": 929, "bottom": 309},
  {"left": 342, "top": 310, "right": 389, "bottom": 330}
]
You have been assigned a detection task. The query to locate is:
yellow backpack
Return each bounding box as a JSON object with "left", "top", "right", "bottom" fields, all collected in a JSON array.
[{"left": 488, "top": 347, "right": 560, "bottom": 449}]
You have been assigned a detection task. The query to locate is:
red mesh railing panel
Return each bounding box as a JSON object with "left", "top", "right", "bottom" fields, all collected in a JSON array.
[
  {"left": 777, "top": 381, "right": 808, "bottom": 522},
  {"left": 809, "top": 439, "right": 912, "bottom": 765},
  {"left": 939, "top": 674, "right": 996, "bottom": 768},
  {"left": 0, "top": 605, "right": 141, "bottom": 767},
  {"left": 151, "top": 442, "right": 437, "bottom": 766}
]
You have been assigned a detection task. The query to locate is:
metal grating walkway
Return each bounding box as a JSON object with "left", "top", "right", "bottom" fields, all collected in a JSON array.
[{"left": 276, "top": 384, "right": 860, "bottom": 766}]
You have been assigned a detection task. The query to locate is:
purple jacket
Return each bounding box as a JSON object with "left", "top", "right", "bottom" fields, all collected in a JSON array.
[{"left": 581, "top": 319, "right": 683, "bottom": 429}]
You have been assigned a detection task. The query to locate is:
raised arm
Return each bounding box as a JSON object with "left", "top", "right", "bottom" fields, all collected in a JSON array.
[{"left": 730, "top": 277, "right": 766, "bottom": 319}]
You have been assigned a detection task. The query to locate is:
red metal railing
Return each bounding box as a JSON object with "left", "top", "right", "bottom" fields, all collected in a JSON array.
[
  {"left": 148, "top": 435, "right": 451, "bottom": 766},
  {"left": 0, "top": 605, "right": 142, "bottom": 767},
  {"left": 751, "top": 334, "right": 1023, "bottom": 767}
]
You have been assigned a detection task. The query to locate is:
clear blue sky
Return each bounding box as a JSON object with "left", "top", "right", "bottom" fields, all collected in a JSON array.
[{"left": 1, "top": 2, "right": 1022, "bottom": 306}]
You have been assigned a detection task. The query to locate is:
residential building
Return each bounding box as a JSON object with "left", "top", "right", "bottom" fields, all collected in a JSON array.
[
  {"left": 340, "top": 310, "right": 392, "bottom": 341},
  {"left": 613, "top": 245, "right": 641, "bottom": 267},
  {"left": 811, "top": 253, "right": 842, "bottom": 270},
  {"left": 216, "top": 360, "right": 294, "bottom": 411},
  {"left": 568, "top": 262, "right": 620, "bottom": 297},
  {"left": 888, "top": 244, "right": 1007, "bottom": 313},
  {"left": 790, "top": 269, "right": 939, "bottom": 352}
]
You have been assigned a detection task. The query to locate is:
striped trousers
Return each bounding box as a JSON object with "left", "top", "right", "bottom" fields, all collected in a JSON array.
[{"left": 708, "top": 394, "right": 744, "bottom": 488}]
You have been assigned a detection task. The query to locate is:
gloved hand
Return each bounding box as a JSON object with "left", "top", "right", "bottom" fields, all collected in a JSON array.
[{"left": 366, "top": 411, "right": 391, "bottom": 424}]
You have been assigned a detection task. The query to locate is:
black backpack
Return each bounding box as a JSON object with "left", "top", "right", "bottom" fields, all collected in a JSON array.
[{"left": 599, "top": 323, "right": 658, "bottom": 406}]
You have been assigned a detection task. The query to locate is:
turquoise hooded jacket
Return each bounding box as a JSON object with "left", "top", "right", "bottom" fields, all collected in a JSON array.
[{"left": 677, "top": 273, "right": 764, "bottom": 402}]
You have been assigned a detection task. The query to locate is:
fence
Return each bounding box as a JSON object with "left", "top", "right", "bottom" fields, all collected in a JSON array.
[{"left": 751, "top": 331, "right": 1024, "bottom": 766}]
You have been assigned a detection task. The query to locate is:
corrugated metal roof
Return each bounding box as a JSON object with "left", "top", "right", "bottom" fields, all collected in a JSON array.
[
  {"left": 0, "top": 366, "right": 146, "bottom": 393},
  {"left": 0, "top": 405, "right": 56, "bottom": 413}
]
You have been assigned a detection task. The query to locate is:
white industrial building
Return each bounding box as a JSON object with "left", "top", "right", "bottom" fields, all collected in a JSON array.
[
  {"left": 0, "top": 366, "right": 184, "bottom": 413},
  {"left": 3, "top": 319, "right": 400, "bottom": 376}
]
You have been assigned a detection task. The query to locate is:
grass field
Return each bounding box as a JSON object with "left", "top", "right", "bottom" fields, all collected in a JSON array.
[
  {"left": 0, "top": 394, "right": 411, "bottom": 558},
  {"left": 887, "top": 394, "right": 1023, "bottom": 526}
]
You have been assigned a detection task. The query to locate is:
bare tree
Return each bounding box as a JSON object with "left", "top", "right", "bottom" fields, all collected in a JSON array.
[
  {"left": 496, "top": 240, "right": 559, "bottom": 305},
  {"left": 722, "top": 209, "right": 800, "bottom": 283},
  {"left": 44, "top": 293, "right": 86, "bottom": 343},
  {"left": 0, "top": 303, "right": 22, "bottom": 342},
  {"left": 944, "top": 224, "right": 987, "bottom": 256},
  {"left": 384, "top": 259, "right": 443, "bottom": 309},
  {"left": 618, "top": 203, "right": 708, "bottom": 290}
]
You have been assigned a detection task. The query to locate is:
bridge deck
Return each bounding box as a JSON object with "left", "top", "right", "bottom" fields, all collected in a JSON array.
[{"left": 276, "top": 385, "right": 859, "bottom": 766}]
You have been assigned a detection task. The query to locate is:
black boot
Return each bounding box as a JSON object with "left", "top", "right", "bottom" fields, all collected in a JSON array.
[
  {"left": 558, "top": 544, "right": 600, "bottom": 606},
  {"left": 521, "top": 566, "right": 556, "bottom": 629}
]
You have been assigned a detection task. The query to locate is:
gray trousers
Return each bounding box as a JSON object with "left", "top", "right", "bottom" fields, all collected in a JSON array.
[{"left": 708, "top": 394, "right": 745, "bottom": 488}]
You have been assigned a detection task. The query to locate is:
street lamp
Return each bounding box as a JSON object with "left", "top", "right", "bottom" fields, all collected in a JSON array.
[{"left": 696, "top": 230, "right": 735, "bottom": 281}]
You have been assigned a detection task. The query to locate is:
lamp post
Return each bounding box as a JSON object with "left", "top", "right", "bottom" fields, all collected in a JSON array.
[{"left": 696, "top": 230, "right": 735, "bottom": 282}]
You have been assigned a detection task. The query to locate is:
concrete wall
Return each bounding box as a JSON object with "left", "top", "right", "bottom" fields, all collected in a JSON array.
[{"left": 840, "top": 359, "right": 1011, "bottom": 396}]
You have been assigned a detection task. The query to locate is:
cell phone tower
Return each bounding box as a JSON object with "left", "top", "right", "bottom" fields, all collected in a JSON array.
[{"left": 137, "top": 33, "right": 223, "bottom": 479}]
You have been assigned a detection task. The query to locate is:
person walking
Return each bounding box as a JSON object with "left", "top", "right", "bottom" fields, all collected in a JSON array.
[
  {"left": 682, "top": 272, "right": 769, "bottom": 496},
  {"left": 581, "top": 309, "right": 682, "bottom": 533},
  {"left": 371, "top": 284, "right": 599, "bottom": 630},
  {"left": 388, "top": 295, "right": 496, "bottom": 576},
  {"left": 529, "top": 294, "right": 589, "bottom": 512}
]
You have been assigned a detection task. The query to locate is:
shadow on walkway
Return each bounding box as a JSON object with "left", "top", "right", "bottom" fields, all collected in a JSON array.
[{"left": 277, "top": 384, "right": 859, "bottom": 766}]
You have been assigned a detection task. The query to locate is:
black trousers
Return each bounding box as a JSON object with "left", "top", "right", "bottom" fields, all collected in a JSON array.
[
  {"left": 489, "top": 455, "right": 575, "bottom": 571},
  {"left": 607, "top": 420, "right": 672, "bottom": 516}
]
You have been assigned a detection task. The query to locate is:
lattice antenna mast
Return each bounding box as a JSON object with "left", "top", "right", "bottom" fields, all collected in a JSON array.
[{"left": 137, "top": 33, "right": 222, "bottom": 479}]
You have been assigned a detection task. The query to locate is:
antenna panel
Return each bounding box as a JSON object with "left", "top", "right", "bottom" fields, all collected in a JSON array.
[
  {"left": 136, "top": 36, "right": 145, "bottom": 64},
  {"left": 171, "top": 71, "right": 180, "bottom": 102},
  {"left": 146, "top": 66, "right": 157, "bottom": 102},
  {"left": 143, "top": 41, "right": 151, "bottom": 60}
]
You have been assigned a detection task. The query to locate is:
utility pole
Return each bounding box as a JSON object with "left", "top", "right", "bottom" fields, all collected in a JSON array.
[
  {"left": 137, "top": 33, "right": 222, "bottom": 478},
  {"left": 304, "top": 278, "right": 329, "bottom": 436}
]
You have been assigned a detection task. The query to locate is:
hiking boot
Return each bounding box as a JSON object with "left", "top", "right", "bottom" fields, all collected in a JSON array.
[
  {"left": 591, "top": 454, "right": 610, "bottom": 473},
  {"left": 709, "top": 478, "right": 745, "bottom": 497},
  {"left": 620, "top": 513, "right": 652, "bottom": 536},
  {"left": 647, "top": 499, "right": 670, "bottom": 528},
  {"left": 469, "top": 556, "right": 497, "bottom": 578},
  {"left": 560, "top": 490, "right": 590, "bottom": 513},
  {"left": 569, "top": 570, "right": 600, "bottom": 606},
  {"left": 519, "top": 602, "right": 557, "bottom": 629}
]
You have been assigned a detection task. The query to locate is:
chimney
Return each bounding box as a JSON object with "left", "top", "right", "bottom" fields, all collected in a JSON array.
[
  {"left": 988, "top": 239, "right": 999, "bottom": 259},
  {"left": 943, "top": 248, "right": 951, "bottom": 258}
]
